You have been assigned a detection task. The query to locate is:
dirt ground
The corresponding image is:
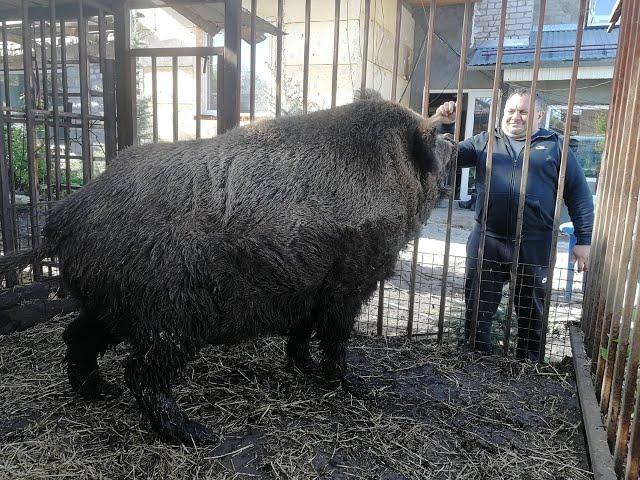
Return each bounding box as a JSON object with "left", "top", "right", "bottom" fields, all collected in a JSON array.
[{"left": 0, "top": 314, "right": 591, "bottom": 479}]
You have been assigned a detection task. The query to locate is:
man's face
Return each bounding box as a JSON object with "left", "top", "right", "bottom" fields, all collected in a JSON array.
[{"left": 501, "top": 94, "right": 545, "bottom": 139}]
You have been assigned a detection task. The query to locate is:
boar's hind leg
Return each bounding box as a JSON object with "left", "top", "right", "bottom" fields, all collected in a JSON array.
[
  {"left": 62, "top": 308, "right": 121, "bottom": 399},
  {"left": 316, "top": 298, "right": 365, "bottom": 392},
  {"left": 286, "top": 321, "right": 319, "bottom": 372},
  {"left": 125, "top": 343, "right": 211, "bottom": 445}
]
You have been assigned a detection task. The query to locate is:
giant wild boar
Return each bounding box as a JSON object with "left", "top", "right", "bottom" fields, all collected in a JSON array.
[{"left": 0, "top": 91, "right": 456, "bottom": 443}]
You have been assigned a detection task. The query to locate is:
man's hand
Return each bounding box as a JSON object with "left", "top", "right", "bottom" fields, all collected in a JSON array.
[
  {"left": 430, "top": 101, "right": 457, "bottom": 126},
  {"left": 571, "top": 245, "right": 590, "bottom": 272}
]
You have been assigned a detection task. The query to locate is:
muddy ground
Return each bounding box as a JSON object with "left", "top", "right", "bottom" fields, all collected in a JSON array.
[{"left": 0, "top": 314, "right": 590, "bottom": 479}]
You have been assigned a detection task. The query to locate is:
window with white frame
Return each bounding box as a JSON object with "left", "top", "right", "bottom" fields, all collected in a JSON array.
[{"left": 586, "top": 0, "right": 616, "bottom": 26}]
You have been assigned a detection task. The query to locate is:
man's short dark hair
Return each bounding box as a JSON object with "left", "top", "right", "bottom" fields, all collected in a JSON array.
[{"left": 508, "top": 88, "right": 547, "bottom": 111}]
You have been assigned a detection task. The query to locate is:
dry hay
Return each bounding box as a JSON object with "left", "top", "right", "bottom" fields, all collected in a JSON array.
[{"left": 1, "top": 314, "right": 590, "bottom": 479}]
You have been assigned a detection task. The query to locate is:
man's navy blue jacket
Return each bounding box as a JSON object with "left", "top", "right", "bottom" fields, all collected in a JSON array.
[{"left": 446, "top": 126, "right": 594, "bottom": 246}]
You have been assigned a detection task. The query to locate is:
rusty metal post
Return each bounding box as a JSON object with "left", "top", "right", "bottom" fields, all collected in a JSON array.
[
  {"left": 152, "top": 56, "right": 158, "bottom": 142},
  {"left": 49, "top": 0, "right": 61, "bottom": 197},
  {"left": 302, "top": 0, "right": 310, "bottom": 114},
  {"left": 196, "top": 54, "right": 202, "bottom": 139},
  {"left": 584, "top": 0, "right": 634, "bottom": 357},
  {"left": 60, "top": 19, "right": 71, "bottom": 193},
  {"left": 597, "top": 8, "right": 640, "bottom": 411},
  {"left": 22, "top": 0, "right": 42, "bottom": 277},
  {"left": 436, "top": 0, "right": 471, "bottom": 341},
  {"left": 250, "top": 0, "right": 256, "bottom": 120},
  {"left": 538, "top": 0, "right": 588, "bottom": 361},
  {"left": 503, "top": 0, "right": 546, "bottom": 359},
  {"left": 39, "top": 20, "right": 52, "bottom": 200},
  {"left": 222, "top": 0, "right": 241, "bottom": 131},
  {"left": 0, "top": 82, "right": 16, "bottom": 286},
  {"left": 469, "top": 0, "right": 507, "bottom": 353},
  {"left": 360, "top": 0, "right": 370, "bottom": 93},
  {"left": 331, "top": 0, "right": 340, "bottom": 108},
  {"left": 114, "top": 1, "right": 133, "bottom": 149},
  {"left": 173, "top": 55, "right": 178, "bottom": 141},
  {"left": 390, "top": 0, "right": 402, "bottom": 102},
  {"left": 2, "top": 22, "right": 15, "bottom": 205},
  {"left": 78, "top": 0, "right": 92, "bottom": 184},
  {"left": 275, "top": 0, "right": 283, "bottom": 116}
]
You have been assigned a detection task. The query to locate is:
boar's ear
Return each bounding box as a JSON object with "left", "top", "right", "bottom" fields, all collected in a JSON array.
[
  {"left": 411, "top": 123, "right": 440, "bottom": 174},
  {"left": 354, "top": 88, "right": 382, "bottom": 102}
]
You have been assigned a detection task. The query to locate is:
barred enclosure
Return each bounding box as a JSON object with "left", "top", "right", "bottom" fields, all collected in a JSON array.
[{"left": 0, "top": 0, "right": 636, "bottom": 477}]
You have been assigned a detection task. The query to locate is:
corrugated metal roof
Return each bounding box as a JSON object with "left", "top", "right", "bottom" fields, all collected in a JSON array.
[{"left": 469, "top": 25, "right": 619, "bottom": 67}]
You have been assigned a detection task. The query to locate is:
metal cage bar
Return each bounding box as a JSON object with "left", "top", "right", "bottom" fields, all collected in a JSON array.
[
  {"left": 331, "top": 0, "right": 340, "bottom": 109},
  {"left": 503, "top": 0, "right": 546, "bottom": 358},
  {"left": 538, "top": 0, "right": 588, "bottom": 360},
  {"left": 302, "top": 0, "right": 310, "bottom": 114},
  {"left": 436, "top": 0, "right": 471, "bottom": 340},
  {"left": 470, "top": 0, "right": 507, "bottom": 353}
]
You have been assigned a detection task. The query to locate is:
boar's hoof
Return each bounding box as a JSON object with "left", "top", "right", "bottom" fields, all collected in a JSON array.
[
  {"left": 286, "top": 354, "right": 320, "bottom": 374},
  {"left": 339, "top": 372, "right": 369, "bottom": 397},
  {"left": 68, "top": 364, "right": 122, "bottom": 399},
  {"left": 151, "top": 392, "right": 213, "bottom": 445}
]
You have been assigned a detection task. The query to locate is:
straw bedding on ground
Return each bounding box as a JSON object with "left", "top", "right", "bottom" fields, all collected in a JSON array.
[{"left": 0, "top": 313, "right": 589, "bottom": 479}]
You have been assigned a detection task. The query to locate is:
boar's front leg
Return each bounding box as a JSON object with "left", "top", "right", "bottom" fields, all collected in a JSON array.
[
  {"left": 125, "top": 338, "right": 210, "bottom": 445},
  {"left": 286, "top": 320, "right": 319, "bottom": 372}
]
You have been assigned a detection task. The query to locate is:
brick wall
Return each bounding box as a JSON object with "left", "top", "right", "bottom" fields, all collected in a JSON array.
[{"left": 472, "top": 0, "right": 534, "bottom": 45}]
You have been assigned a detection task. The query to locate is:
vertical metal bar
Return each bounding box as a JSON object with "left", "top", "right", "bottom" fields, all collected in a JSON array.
[
  {"left": 0, "top": 83, "right": 17, "bottom": 286},
  {"left": 331, "top": 0, "right": 340, "bottom": 108},
  {"left": 625, "top": 372, "right": 640, "bottom": 480},
  {"left": 409, "top": 0, "right": 436, "bottom": 339},
  {"left": 302, "top": 0, "right": 310, "bottom": 114},
  {"left": 151, "top": 56, "right": 158, "bottom": 142},
  {"left": 103, "top": 59, "right": 117, "bottom": 161},
  {"left": 249, "top": 0, "right": 256, "bottom": 121},
  {"left": 60, "top": 20, "right": 71, "bottom": 194},
  {"left": 609, "top": 183, "right": 640, "bottom": 466},
  {"left": 597, "top": 4, "right": 640, "bottom": 409},
  {"left": 114, "top": 2, "right": 133, "bottom": 149},
  {"left": 172, "top": 55, "right": 178, "bottom": 142},
  {"left": 78, "top": 0, "right": 91, "bottom": 184},
  {"left": 538, "top": 0, "right": 588, "bottom": 360},
  {"left": 437, "top": 0, "right": 471, "bottom": 341},
  {"left": 49, "top": 0, "right": 61, "bottom": 199},
  {"left": 503, "top": 0, "right": 546, "bottom": 360},
  {"left": 584, "top": 0, "right": 634, "bottom": 357},
  {"left": 275, "top": 0, "right": 283, "bottom": 117},
  {"left": 22, "top": 0, "right": 42, "bottom": 277},
  {"left": 360, "top": 0, "right": 370, "bottom": 93},
  {"left": 390, "top": 0, "right": 402, "bottom": 102},
  {"left": 2, "top": 22, "right": 15, "bottom": 205},
  {"left": 420, "top": 0, "right": 436, "bottom": 118},
  {"left": 470, "top": 0, "right": 507, "bottom": 353},
  {"left": 222, "top": 0, "right": 241, "bottom": 132},
  {"left": 217, "top": 54, "right": 224, "bottom": 135},
  {"left": 100, "top": 13, "right": 116, "bottom": 162},
  {"left": 195, "top": 55, "right": 201, "bottom": 139},
  {"left": 39, "top": 20, "right": 51, "bottom": 201},
  {"left": 98, "top": 9, "right": 106, "bottom": 73}
]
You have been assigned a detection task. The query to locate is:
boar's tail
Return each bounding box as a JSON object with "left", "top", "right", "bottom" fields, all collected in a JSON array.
[{"left": 0, "top": 244, "right": 53, "bottom": 275}]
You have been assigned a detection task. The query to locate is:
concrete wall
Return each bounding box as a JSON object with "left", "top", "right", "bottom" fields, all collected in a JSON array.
[{"left": 409, "top": 5, "right": 494, "bottom": 113}]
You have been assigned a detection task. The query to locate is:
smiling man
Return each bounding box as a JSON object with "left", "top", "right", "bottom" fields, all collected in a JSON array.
[{"left": 430, "top": 88, "right": 594, "bottom": 361}]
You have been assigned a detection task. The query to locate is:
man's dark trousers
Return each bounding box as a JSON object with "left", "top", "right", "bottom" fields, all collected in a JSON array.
[{"left": 464, "top": 225, "right": 552, "bottom": 361}]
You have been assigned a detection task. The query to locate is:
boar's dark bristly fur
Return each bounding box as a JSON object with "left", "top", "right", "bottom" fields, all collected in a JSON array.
[{"left": 0, "top": 93, "right": 456, "bottom": 444}]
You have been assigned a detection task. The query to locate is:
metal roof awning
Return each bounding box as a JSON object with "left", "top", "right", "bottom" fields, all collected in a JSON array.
[
  {"left": 0, "top": 1, "right": 281, "bottom": 44},
  {"left": 468, "top": 25, "right": 619, "bottom": 69}
]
